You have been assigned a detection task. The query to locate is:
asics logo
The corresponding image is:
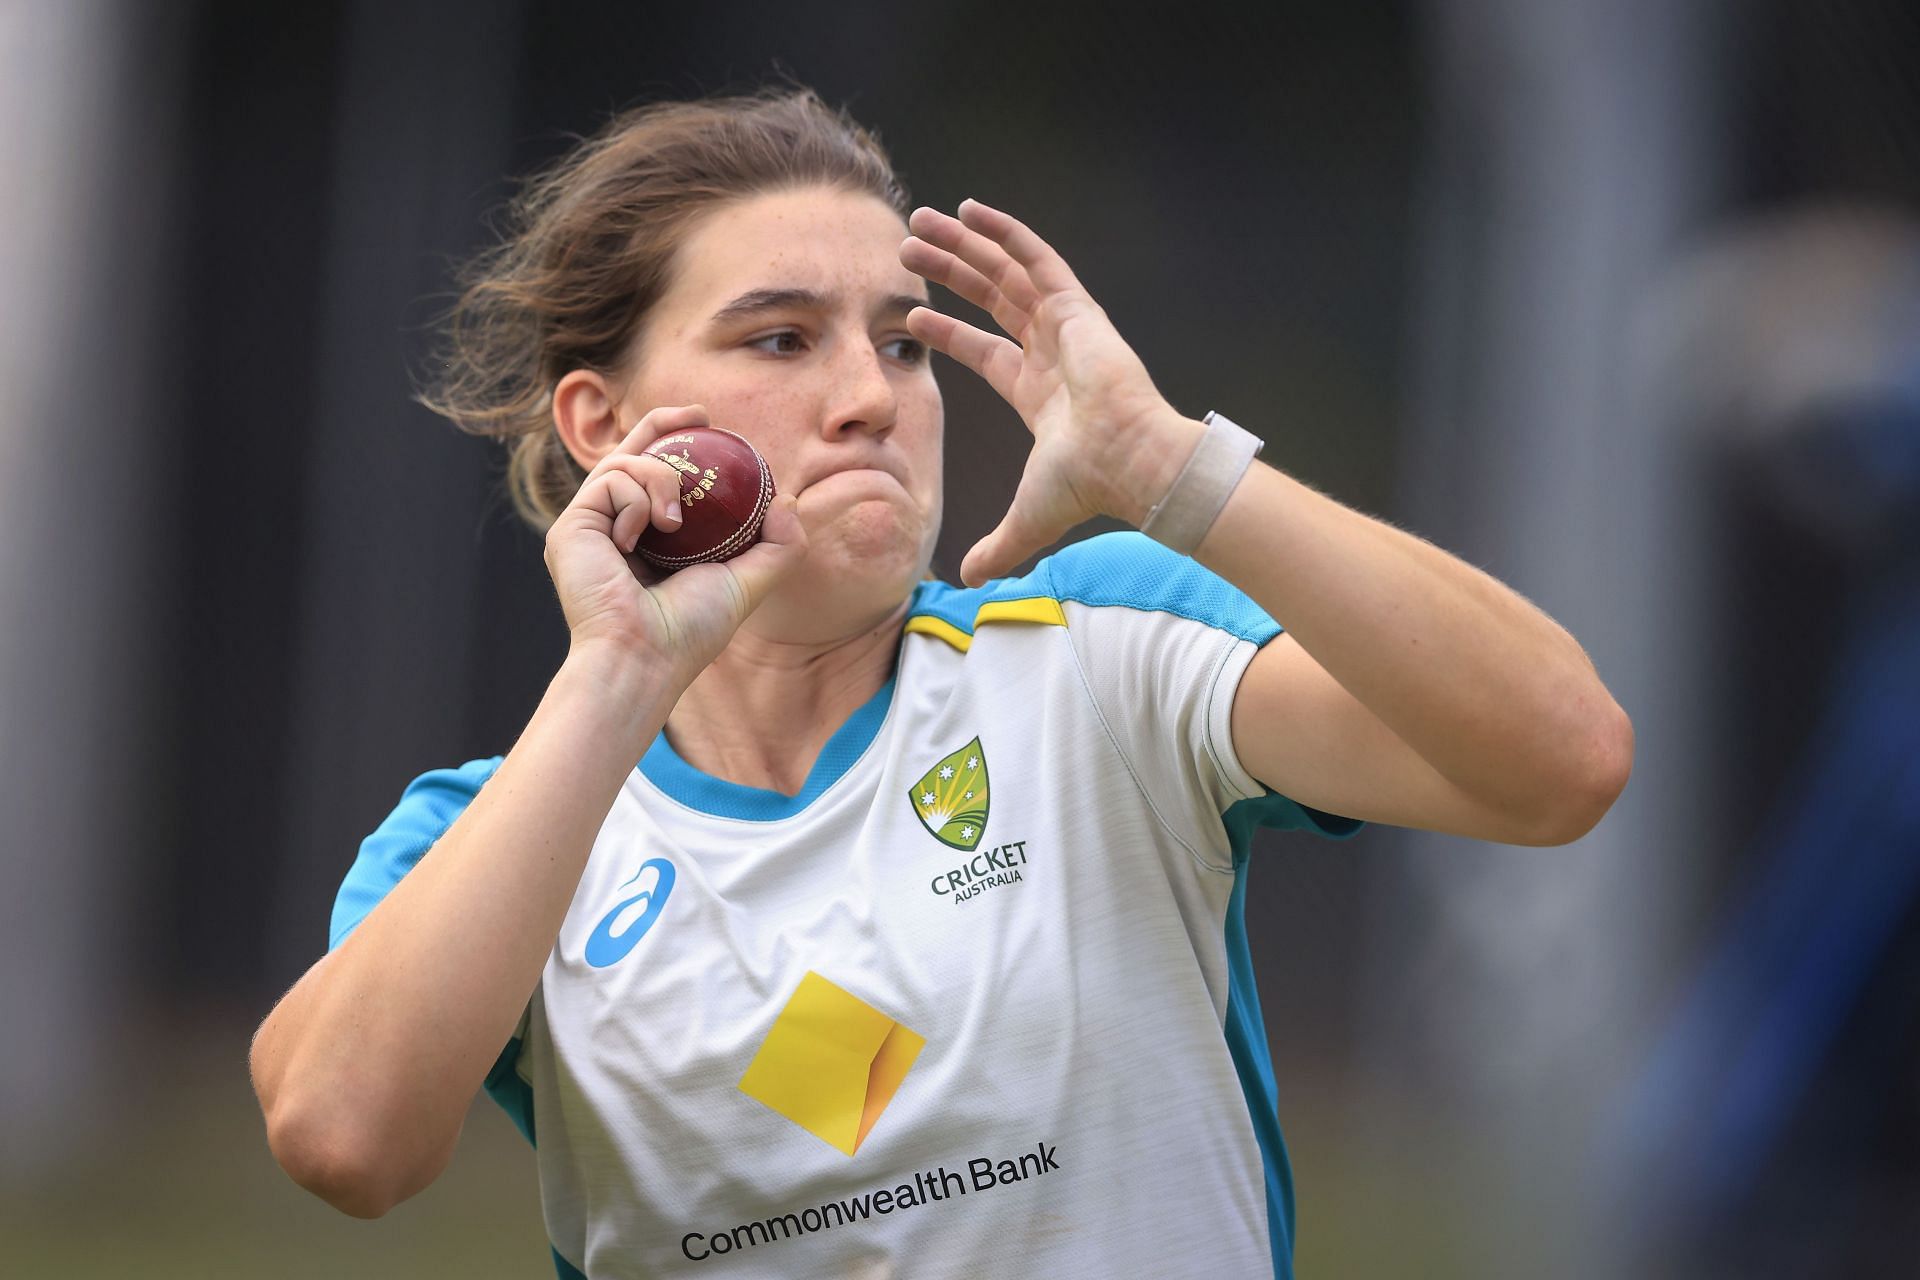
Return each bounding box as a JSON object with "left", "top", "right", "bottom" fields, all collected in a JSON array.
[{"left": 584, "top": 858, "right": 676, "bottom": 968}]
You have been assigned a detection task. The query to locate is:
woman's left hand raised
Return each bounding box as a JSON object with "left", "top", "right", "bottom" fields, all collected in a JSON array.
[{"left": 901, "top": 199, "right": 1194, "bottom": 587}]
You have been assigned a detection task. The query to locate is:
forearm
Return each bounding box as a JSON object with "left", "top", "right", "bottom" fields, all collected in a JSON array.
[
  {"left": 252, "top": 642, "right": 678, "bottom": 1213},
  {"left": 893, "top": 199, "right": 1626, "bottom": 826},
  {"left": 1120, "top": 411, "right": 1629, "bottom": 821}
]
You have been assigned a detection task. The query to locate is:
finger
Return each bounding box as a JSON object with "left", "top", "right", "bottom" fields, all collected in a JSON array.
[
  {"left": 755, "top": 489, "right": 806, "bottom": 550},
  {"left": 553, "top": 467, "right": 623, "bottom": 542},
  {"left": 716, "top": 494, "right": 810, "bottom": 619},
  {"left": 955, "top": 198, "right": 1084, "bottom": 296},
  {"left": 552, "top": 465, "right": 646, "bottom": 566},
  {"left": 597, "top": 452, "right": 686, "bottom": 541},
  {"left": 959, "top": 497, "right": 1067, "bottom": 589},
  {"left": 598, "top": 403, "right": 710, "bottom": 471},
  {"left": 603, "top": 470, "right": 647, "bottom": 551},
  {"left": 906, "top": 307, "right": 1025, "bottom": 409},
  {"left": 907, "top": 206, "right": 1043, "bottom": 314},
  {"left": 899, "top": 234, "right": 1031, "bottom": 338},
  {"left": 636, "top": 454, "right": 685, "bottom": 532}
]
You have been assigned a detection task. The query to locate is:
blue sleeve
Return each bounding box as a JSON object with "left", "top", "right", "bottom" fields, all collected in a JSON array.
[
  {"left": 328, "top": 757, "right": 504, "bottom": 950},
  {"left": 1229, "top": 788, "right": 1366, "bottom": 841},
  {"left": 327, "top": 756, "right": 535, "bottom": 1145}
]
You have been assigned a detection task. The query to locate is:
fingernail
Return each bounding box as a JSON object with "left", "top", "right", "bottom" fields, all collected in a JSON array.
[{"left": 667, "top": 500, "right": 682, "bottom": 523}]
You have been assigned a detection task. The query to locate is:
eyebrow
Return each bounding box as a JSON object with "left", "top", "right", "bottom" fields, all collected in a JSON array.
[{"left": 708, "top": 287, "right": 930, "bottom": 326}]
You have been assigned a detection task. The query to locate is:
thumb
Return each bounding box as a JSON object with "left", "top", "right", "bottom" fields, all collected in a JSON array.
[
  {"left": 718, "top": 494, "right": 808, "bottom": 619},
  {"left": 959, "top": 504, "right": 1053, "bottom": 588}
]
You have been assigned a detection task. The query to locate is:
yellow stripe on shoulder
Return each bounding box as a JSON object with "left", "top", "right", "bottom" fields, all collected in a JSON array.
[
  {"left": 975, "top": 597, "right": 1068, "bottom": 628},
  {"left": 904, "top": 596, "right": 1068, "bottom": 654},
  {"left": 903, "top": 614, "right": 973, "bottom": 653}
]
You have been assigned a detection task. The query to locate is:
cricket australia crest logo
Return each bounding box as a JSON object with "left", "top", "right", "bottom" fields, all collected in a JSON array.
[{"left": 908, "top": 736, "right": 990, "bottom": 851}]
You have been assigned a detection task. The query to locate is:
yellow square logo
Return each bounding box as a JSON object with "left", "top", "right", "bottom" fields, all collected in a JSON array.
[{"left": 738, "top": 971, "right": 925, "bottom": 1156}]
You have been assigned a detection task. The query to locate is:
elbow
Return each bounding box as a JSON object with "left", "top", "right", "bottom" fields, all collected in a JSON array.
[
  {"left": 264, "top": 1099, "right": 425, "bottom": 1219},
  {"left": 254, "top": 1041, "right": 452, "bottom": 1220},
  {"left": 249, "top": 993, "right": 460, "bottom": 1219},
  {"left": 1529, "top": 698, "right": 1635, "bottom": 846},
  {"left": 251, "top": 1027, "right": 377, "bottom": 1216}
]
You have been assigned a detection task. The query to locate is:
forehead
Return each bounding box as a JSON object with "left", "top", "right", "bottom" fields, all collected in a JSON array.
[{"left": 663, "top": 187, "right": 918, "bottom": 314}]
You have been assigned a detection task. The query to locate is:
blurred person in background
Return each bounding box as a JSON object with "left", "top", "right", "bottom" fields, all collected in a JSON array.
[
  {"left": 247, "top": 86, "right": 1631, "bottom": 1278},
  {"left": 1608, "top": 207, "right": 1920, "bottom": 1278}
]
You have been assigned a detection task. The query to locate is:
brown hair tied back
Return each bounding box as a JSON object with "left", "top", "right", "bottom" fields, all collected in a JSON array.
[{"left": 415, "top": 86, "right": 909, "bottom": 533}]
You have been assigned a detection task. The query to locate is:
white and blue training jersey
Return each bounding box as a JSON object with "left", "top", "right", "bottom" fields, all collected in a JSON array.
[{"left": 330, "top": 532, "right": 1362, "bottom": 1279}]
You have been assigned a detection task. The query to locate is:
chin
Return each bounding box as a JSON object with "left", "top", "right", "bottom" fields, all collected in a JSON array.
[
  {"left": 808, "top": 500, "right": 925, "bottom": 576},
  {"left": 758, "top": 539, "right": 922, "bottom": 645}
]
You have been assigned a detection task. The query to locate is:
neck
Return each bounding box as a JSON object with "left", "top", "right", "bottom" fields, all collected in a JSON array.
[{"left": 663, "top": 595, "right": 910, "bottom": 798}]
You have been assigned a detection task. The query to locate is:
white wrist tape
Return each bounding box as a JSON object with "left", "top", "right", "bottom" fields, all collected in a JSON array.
[{"left": 1138, "top": 411, "right": 1263, "bottom": 555}]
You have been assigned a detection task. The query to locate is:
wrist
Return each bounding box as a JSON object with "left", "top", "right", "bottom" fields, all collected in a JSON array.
[
  {"left": 1134, "top": 409, "right": 1266, "bottom": 554},
  {"left": 561, "top": 640, "right": 690, "bottom": 712},
  {"left": 1104, "top": 406, "right": 1209, "bottom": 529}
]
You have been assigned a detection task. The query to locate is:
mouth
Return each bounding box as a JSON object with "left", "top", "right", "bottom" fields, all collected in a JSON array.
[{"left": 802, "top": 466, "right": 905, "bottom": 494}]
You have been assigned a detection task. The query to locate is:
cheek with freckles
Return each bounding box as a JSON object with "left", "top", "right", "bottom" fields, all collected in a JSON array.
[{"left": 703, "top": 388, "right": 810, "bottom": 484}]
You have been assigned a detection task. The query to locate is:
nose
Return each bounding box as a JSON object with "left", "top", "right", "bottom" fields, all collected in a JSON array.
[{"left": 822, "top": 338, "right": 898, "bottom": 441}]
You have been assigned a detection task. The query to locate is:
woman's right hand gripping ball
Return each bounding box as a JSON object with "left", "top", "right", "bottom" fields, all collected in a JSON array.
[{"left": 543, "top": 404, "right": 806, "bottom": 680}]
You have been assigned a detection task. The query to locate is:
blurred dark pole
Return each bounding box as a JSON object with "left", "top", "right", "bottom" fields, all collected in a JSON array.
[
  {"left": 266, "top": 0, "right": 530, "bottom": 980},
  {"left": 1372, "top": 0, "right": 1725, "bottom": 1273},
  {"left": 0, "top": 0, "right": 187, "bottom": 1182}
]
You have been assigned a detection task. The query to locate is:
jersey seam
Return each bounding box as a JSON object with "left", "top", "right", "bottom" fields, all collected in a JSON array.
[
  {"left": 1201, "top": 634, "right": 1267, "bottom": 808},
  {"left": 1055, "top": 586, "right": 1240, "bottom": 878}
]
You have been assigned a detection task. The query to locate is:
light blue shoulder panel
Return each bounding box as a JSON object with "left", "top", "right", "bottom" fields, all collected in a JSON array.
[
  {"left": 326, "top": 756, "right": 533, "bottom": 1145},
  {"left": 1039, "top": 530, "right": 1283, "bottom": 644},
  {"left": 328, "top": 756, "right": 502, "bottom": 949},
  {"left": 910, "top": 530, "right": 1281, "bottom": 640}
]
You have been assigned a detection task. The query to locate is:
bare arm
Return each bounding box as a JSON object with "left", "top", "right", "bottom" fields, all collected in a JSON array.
[
  {"left": 250, "top": 405, "right": 806, "bottom": 1216},
  {"left": 1200, "top": 458, "right": 1632, "bottom": 845},
  {"left": 900, "top": 201, "right": 1631, "bottom": 845},
  {"left": 249, "top": 645, "right": 673, "bottom": 1216}
]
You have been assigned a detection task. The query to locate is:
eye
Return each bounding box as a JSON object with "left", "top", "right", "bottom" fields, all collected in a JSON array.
[
  {"left": 883, "top": 336, "right": 929, "bottom": 365},
  {"left": 747, "top": 330, "right": 806, "bottom": 356}
]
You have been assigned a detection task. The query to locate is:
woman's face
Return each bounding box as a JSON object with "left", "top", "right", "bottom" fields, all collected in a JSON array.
[{"left": 616, "top": 186, "right": 944, "bottom": 637}]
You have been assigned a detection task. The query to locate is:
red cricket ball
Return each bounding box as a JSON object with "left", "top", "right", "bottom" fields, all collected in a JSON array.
[{"left": 634, "top": 426, "right": 776, "bottom": 570}]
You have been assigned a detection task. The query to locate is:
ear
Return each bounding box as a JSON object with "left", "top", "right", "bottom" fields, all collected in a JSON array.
[{"left": 552, "top": 368, "right": 628, "bottom": 471}]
